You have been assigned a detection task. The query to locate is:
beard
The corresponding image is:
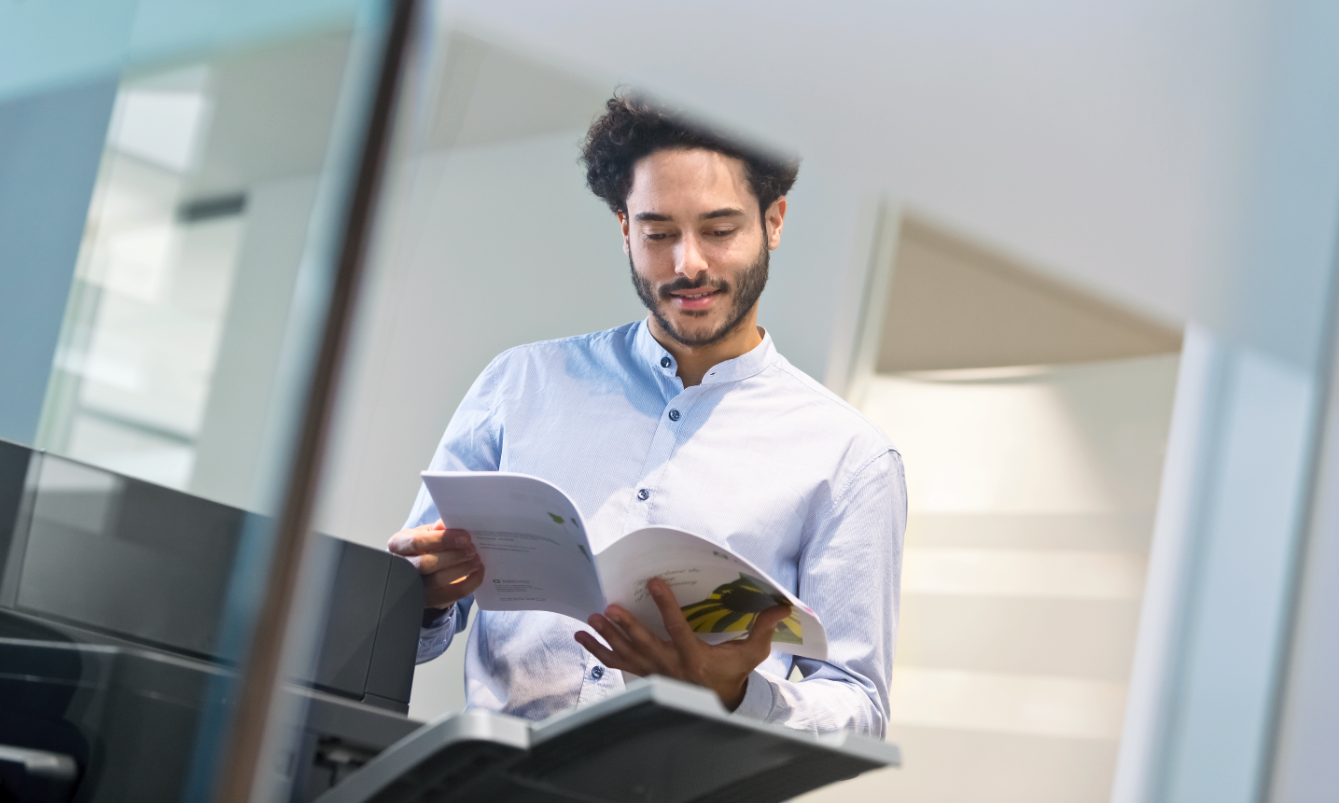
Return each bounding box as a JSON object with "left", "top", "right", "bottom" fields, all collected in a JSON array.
[{"left": 630, "top": 239, "right": 770, "bottom": 348}]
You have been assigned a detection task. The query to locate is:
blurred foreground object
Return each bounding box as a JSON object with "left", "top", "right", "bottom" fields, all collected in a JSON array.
[{"left": 316, "top": 676, "right": 899, "bottom": 803}]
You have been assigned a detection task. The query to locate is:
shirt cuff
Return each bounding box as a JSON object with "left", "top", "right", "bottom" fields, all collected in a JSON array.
[
  {"left": 416, "top": 604, "right": 458, "bottom": 664},
  {"left": 730, "top": 670, "right": 775, "bottom": 722},
  {"left": 421, "top": 603, "right": 455, "bottom": 630}
]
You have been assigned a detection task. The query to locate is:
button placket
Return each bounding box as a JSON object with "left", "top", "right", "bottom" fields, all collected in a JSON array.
[
  {"left": 618, "top": 387, "right": 696, "bottom": 534},
  {"left": 577, "top": 646, "right": 606, "bottom": 704}
]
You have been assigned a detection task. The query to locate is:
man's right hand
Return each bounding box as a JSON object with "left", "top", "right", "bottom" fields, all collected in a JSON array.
[{"left": 387, "top": 519, "right": 484, "bottom": 610}]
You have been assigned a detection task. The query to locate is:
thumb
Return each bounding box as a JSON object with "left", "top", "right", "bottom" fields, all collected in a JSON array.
[{"left": 743, "top": 604, "right": 792, "bottom": 653}]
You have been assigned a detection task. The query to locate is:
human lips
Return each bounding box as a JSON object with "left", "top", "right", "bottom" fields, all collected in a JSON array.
[{"left": 668, "top": 286, "right": 723, "bottom": 311}]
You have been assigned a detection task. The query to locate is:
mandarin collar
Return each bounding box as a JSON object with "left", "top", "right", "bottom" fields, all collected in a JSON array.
[{"left": 633, "top": 318, "right": 779, "bottom": 386}]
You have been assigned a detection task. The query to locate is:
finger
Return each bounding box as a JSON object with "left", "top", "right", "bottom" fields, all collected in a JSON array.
[
  {"left": 587, "top": 613, "right": 643, "bottom": 659},
  {"left": 580, "top": 620, "right": 657, "bottom": 676},
  {"left": 646, "top": 578, "right": 699, "bottom": 653},
  {"left": 423, "top": 567, "right": 482, "bottom": 605},
  {"left": 574, "top": 632, "right": 619, "bottom": 666},
  {"left": 389, "top": 526, "right": 472, "bottom": 557},
  {"left": 449, "top": 566, "right": 484, "bottom": 590},
  {"left": 387, "top": 522, "right": 440, "bottom": 555},
  {"left": 386, "top": 518, "right": 444, "bottom": 549},
  {"left": 422, "top": 555, "right": 483, "bottom": 587},
  {"left": 604, "top": 604, "right": 674, "bottom": 658},
  {"left": 603, "top": 605, "right": 684, "bottom": 676},
  {"left": 424, "top": 566, "right": 483, "bottom": 608},
  {"left": 413, "top": 547, "right": 479, "bottom": 574},
  {"left": 409, "top": 527, "right": 470, "bottom": 554}
]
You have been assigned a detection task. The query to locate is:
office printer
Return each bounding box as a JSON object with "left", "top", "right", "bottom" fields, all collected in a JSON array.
[{"left": 0, "top": 439, "right": 424, "bottom": 802}]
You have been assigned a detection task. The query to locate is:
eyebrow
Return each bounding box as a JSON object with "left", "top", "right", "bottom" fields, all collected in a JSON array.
[{"left": 633, "top": 207, "right": 747, "bottom": 223}]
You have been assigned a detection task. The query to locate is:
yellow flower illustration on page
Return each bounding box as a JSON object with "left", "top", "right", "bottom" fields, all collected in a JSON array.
[{"left": 680, "top": 573, "right": 802, "bottom": 644}]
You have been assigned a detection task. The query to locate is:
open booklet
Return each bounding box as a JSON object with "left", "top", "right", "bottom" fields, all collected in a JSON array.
[{"left": 421, "top": 471, "right": 828, "bottom": 660}]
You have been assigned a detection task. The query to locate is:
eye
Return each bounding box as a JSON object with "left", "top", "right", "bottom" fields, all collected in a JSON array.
[
  {"left": 710, "top": 228, "right": 735, "bottom": 238},
  {"left": 645, "top": 232, "right": 670, "bottom": 241}
]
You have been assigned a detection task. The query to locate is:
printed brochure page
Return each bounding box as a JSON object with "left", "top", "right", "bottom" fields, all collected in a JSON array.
[
  {"left": 597, "top": 527, "right": 828, "bottom": 660},
  {"left": 420, "top": 472, "right": 827, "bottom": 660},
  {"left": 420, "top": 471, "right": 606, "bottom": 623}
]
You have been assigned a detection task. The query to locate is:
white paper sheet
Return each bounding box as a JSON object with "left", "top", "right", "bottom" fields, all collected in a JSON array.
[
  {"left": 419, "top": 472, "right": 828, "bottom": 659},
  {"left": 597, "top": 527, "right": 828, "bottom": 660},
  {"left": 420, "top": 471, "right": 606, "bottom": 623}
]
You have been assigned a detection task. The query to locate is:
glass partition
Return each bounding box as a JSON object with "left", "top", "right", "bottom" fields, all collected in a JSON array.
[
  {"left": 0, "top": 1, "right": 421, "bottom": 801},
  {"left": 6, "top": 4, "right": 1339, "bottom": 803},
  {"left": 34, "top": 32, "right": 352, "bottom": 497}
]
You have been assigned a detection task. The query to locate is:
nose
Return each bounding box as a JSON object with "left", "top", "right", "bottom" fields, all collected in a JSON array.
[{"left": 675, "top": 232, "right": 709, "bottom": 279}]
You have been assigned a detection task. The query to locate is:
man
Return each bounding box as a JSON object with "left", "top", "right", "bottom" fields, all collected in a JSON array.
[{"left": 388, "top": 92, "right": 905, "bottom": 736}]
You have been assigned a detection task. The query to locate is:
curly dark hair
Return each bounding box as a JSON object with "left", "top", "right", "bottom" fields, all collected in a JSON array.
[{"left": 581, "top": 90, "right": 800, "bottom": 216}]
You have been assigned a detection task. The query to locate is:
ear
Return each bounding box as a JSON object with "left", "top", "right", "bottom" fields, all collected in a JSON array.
[
  {"left": 618, "top": 210, "right": 631, "bottom": 255},
  {"left": 765, "top": 197, "right": 787, "bottom": 250}
]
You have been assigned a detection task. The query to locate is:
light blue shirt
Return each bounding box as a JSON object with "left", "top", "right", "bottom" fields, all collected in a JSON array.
[{"left": 406, "top": 320, "right": 905, "bottom": 736}]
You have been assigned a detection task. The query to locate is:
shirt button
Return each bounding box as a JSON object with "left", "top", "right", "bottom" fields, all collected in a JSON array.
[
  {"left": 591, "top": 666, "right": 605, "bottom": 680},
  {"left": 637, "top": 489, "right": 650, "bottom": 501},
  {"left": 660, "top": 356, "right": 672, "bottom": 368},
  {"left": 668, "top": 409, "right": 681, "bottom": 421}
]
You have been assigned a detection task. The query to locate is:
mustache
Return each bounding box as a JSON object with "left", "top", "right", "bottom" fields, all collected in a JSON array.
[{"left": 657, "top": 275, "right": 729, "bottom": 299}]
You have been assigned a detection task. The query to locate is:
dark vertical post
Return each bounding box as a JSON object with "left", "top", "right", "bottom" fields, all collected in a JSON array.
[{"left": 210, "top": 1, "right": 422, "bottom": 800}]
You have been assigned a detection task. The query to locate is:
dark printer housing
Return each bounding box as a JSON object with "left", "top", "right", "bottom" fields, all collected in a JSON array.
[{"left": 0, "top": 439, "right": 425, "bottom": 802}]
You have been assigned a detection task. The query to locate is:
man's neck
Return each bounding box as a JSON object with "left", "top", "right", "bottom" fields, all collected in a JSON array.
[{"left": 648, "top": 311, "right": 764, "bottom": 388}]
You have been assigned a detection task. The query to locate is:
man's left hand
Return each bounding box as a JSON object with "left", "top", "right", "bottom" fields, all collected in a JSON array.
[{"left": 574, "top": 577, "right": 791, "bottom": 711}]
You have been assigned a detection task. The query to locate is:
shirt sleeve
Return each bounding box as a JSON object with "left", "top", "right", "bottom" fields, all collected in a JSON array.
[
  {"left": 731, "top": 449, "right": 906, "bottom": 737},
  {"left": 406, "top": 354, "right": 507, "bottom": 661},
  {"left": 416, "top": 598, "right": 475, "bottom": 664}
]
